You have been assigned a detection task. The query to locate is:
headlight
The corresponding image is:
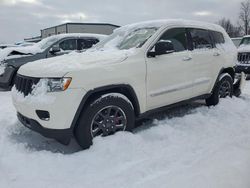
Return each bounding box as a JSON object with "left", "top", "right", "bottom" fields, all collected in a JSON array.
[{"left": 41, "top": 78, "right": 72, "bottom": 92}]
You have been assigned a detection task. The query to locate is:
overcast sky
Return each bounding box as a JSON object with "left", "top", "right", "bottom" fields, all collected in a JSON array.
[{"left": 0, "top": 0, "right": 243, "bottom": 43}]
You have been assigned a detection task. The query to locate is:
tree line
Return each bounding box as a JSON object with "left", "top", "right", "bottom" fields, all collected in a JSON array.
[{"left": 218, "top": 0, "right": 250, "bottom": 37}]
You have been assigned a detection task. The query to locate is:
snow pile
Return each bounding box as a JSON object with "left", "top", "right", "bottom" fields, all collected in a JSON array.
[
  {"left": 11, "top": 79, "right": 55, "bottom": 105},
  {"left": 0, "top": 83, "right": 250, "bottom": 187}
]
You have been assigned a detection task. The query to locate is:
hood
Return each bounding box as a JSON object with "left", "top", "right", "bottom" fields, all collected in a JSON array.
[
  {"left": 238, "top": 44, "right": 250, "bottom": 53},
  {"left": 0, "top": 45, "right": 42, "bottom": 63},
  {"left": 18, "top": 49, "right": 135, "bottom": 78}
]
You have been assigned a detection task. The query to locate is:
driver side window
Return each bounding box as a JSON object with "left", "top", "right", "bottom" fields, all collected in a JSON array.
[
  {"left": 159, "top": 28, "right": 187, "bottom": 52},
  {"left": 59, "top": 39, "right": 77, "bottom": 51}
]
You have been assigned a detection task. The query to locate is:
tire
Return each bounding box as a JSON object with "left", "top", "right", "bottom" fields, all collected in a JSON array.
[
  {"left": 206, "top": 73, "right": 233, "bottom": 106},
  {"left": 74, "top": 94, "right": 135, "bottom": 149}
]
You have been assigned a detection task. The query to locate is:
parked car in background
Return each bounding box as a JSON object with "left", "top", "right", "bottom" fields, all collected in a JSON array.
[
  {"left": 15, "top": 41, "right": 35, "bottom": 47},
  {"left": 0, "top": 44, "right": 17, "bottom": 49},
  {"left": 0, "top": 33, "right": 107, "bottom": 90},
  {"left": 12, "top": 19, "right": 243, "bottom": 149},
  {"left": 231, "top": 37, "right": 242, "bottom": 47},
  {"left": 236, "top": 35, "right": 250, "bottom": 77}
]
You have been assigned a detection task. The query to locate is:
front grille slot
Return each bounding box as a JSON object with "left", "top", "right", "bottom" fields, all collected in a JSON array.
[
  {"left": 238, "top": 53, "right": 250, "bottom": 64},
  {"left": 14, "top": 75, "right": 40, "bottom": 97}
]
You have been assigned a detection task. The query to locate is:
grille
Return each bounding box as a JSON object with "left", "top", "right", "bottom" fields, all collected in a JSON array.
[
  {"left": 238, "top": 52, "right": 250, "bottom": 64},
  {"left": 14, "top": 75, "right": 40, "bottom": 97}
]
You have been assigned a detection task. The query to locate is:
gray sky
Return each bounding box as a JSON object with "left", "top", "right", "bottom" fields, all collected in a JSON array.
[{"left": 0, "top": 0, "right": 242, "bottom": 43}]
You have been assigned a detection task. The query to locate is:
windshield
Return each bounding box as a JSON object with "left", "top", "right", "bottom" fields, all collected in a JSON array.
[
  {"left": 94, "top": 27, "right": 158, "bottom": 50},
  {"left": 240, "top": 37, "right": 250, "bottom": 45},
  {"left": 35, "top": 36, "right": 60, "bottom": 50}
]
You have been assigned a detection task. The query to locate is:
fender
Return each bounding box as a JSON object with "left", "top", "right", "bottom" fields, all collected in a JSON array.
[
  {"left": 211, "top": 67, "right": 235, "bottom": 93},
  {"left": 70, "top": 84, "right": 141, "bottom": 131}
]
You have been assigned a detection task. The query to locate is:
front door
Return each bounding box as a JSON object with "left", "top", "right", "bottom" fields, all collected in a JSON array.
[{"left": 146, "top": 28, "right": 195, "bottom": 110}]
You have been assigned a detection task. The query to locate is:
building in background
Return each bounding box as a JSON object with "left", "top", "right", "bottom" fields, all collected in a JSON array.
[{"left": 25, "top": 22, "right": 120, "bottom": 42}]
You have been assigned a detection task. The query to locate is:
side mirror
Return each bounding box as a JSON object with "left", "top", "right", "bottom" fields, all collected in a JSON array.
[
  {"left": 148, "top": 40, "right": 175, "bottom": 57},
  {"left": 49, "top": 45, "right": 60, "bottom": 54},
  {"left": 155, "top": 40, "right": 175, "bottom": 56}
]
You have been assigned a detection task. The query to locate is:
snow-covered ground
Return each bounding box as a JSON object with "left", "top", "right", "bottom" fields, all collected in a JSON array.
[{"left": 1, "top": 84, "right": 250, "bottom": 188}]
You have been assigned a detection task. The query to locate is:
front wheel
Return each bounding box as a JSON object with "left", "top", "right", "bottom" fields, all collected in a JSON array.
[
  {"left": 75, "top": 94, "right": 135, "bottom": 149},
  {"left": 206, "top": 73, "right": 233, "bottom": 106}
]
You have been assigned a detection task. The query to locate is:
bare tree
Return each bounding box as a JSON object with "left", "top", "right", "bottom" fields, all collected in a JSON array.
[
  {"left": 239, "top": 0, "right": 250, "bottom": 35},
  {"left": 217, "top": 18, "right": 242, "bottom": 37}
]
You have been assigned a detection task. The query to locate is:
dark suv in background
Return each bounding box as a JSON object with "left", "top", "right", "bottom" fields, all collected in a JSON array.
[{"left": 0, "top": 33, "right": 107, "bottom": 90}]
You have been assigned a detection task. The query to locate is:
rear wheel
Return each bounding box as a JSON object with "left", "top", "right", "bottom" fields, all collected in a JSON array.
[
  {"left": 206, "top": 73, "right": 233, "bottom": 106},
  {"left": 75, "top": 94, "right": 135, "bottom": 149}
]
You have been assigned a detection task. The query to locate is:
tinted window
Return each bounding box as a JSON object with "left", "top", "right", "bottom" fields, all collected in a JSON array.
[
  {"left": 240, "top": 37, "right": 250, "bottom": 45},
  {"left": 159, "top": 28, "right": 187, "bottom": 52},
  {"left": 59, "top": 39, "right": 77, "bottom": 51},
  {"left": 189, "top": 29, "right": 213, "bottom": 49},
  {"left": 77, "top": 39, "right": 99, "bottom": 50},
  {"left": 211, "top": 31, "right": 225, "bottom": 44}
]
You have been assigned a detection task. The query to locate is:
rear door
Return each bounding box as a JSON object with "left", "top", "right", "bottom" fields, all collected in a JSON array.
[{"left": 187, "top": 28, "right": 216, "bottom": 95}]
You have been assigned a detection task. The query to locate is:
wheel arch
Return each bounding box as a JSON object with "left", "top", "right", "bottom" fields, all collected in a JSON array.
[
  {"left": 211, "top": 67, "right": 235, "bottom": 93},
  {"left": 70, "top": 84, "right": 141, "bottom": 130}
]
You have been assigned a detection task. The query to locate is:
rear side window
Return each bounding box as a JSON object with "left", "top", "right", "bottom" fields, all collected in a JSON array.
[
  {"left": 188, "top": 28, "right": 213, "bottom": 49},
  {"left": 77, "top": 39, "right": 99, "bottom": 50},
  {"left": 159, "top": 28, "right": 187, "bottom": 52},
  {"left": 211, "top": 31, "right": 225, "bottom": 44}
]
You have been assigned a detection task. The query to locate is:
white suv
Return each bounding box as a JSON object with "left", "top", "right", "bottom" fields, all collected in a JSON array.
[{"left": 12, "top": 19, "right": 240, "bottom": 149}]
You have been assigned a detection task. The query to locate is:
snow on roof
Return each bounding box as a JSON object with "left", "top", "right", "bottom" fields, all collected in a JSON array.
[
  {"left": 42, "top": 33, "right": 108, "bottom": 41},
  {"left": 116, "top": 19, "right": 226, "bottom": 33}
]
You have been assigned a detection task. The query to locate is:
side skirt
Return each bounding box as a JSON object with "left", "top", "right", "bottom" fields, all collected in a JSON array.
[{"left": 137, "top": 94, "right": 211, "bottom": 120}]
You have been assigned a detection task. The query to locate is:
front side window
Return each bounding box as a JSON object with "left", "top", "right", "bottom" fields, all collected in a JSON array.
[
  {"left": 77, "top": 39, "right": 99, "bottom": 50},
  {"left": 189, "top": 29, "right": 213, "bottom": 49},
  {"left": 59, "top": 39, "right": 77, "bottom": 51},
  {"left": 159, "top": 28, "right": 187, "bottom": 52}
]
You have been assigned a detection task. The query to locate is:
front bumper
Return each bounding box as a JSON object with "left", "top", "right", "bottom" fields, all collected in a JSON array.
[
  {"left": 17, "top": 112, "right": 72, "bottom": 144},
  {"left": 13, "top": 87, "right": 86, "bottom": 143},
  {"left": 0, "top": 66, "right": 16, "bottom": 90},
  {"left": 235, "top": 64, "right": 250, "bottom": 74}
]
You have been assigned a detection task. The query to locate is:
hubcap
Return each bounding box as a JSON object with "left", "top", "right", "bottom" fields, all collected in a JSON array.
[
  {"left": 90, "top": 106, "right": 127, "bottom": 138},
  {"left": 219, "top": 80, "right": 231, "bottom": 98}
]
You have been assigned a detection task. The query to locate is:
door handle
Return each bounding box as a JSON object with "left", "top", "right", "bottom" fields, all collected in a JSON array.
[
  {"left": 213, "top": 52, "right": 220, "bottom": 56},
  {"left": 183, "top": 56, "right": 192, "bottom": 61}
]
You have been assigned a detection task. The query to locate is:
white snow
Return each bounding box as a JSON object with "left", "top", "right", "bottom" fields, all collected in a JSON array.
[
  {"left": 18, "top": 49, "right": 133, "bottom": 77},
  {"left": 11, "top": 80, "right": 55, "bottom": 105},
  {"left": 1, "top": 83, "right": 250, "bottom": 187}
]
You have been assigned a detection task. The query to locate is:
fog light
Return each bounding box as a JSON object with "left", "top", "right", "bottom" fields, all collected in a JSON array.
[{"left": 36, "top": 110, "right": 50, "bottom": 121}]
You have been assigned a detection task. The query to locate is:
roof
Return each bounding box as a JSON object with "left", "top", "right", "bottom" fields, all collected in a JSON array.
[
  {"left": 42, "top": 22, "right": 120, "bottom": 31},
  {"left": 118, "top": 19, "right": 226, "bottom": 33}
]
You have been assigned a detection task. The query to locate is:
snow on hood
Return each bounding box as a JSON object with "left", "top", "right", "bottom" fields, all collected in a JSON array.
[
  {"left": 18, "top": 49, "right": 135, "bottom": 77},
  {"left": 238, "top": 44, "right": 250, "bottom": 53},
  {"left": 0, "top": 45, "right": 42, "bottom": 63}
]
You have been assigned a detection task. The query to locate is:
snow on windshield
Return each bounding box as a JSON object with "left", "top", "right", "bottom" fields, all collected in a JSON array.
[
  {"left": 35, "top": 37, "right": 59, "bottom": 50},
  {"left": 94, "top": 27, "right": 158, "bottom": 50}
]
